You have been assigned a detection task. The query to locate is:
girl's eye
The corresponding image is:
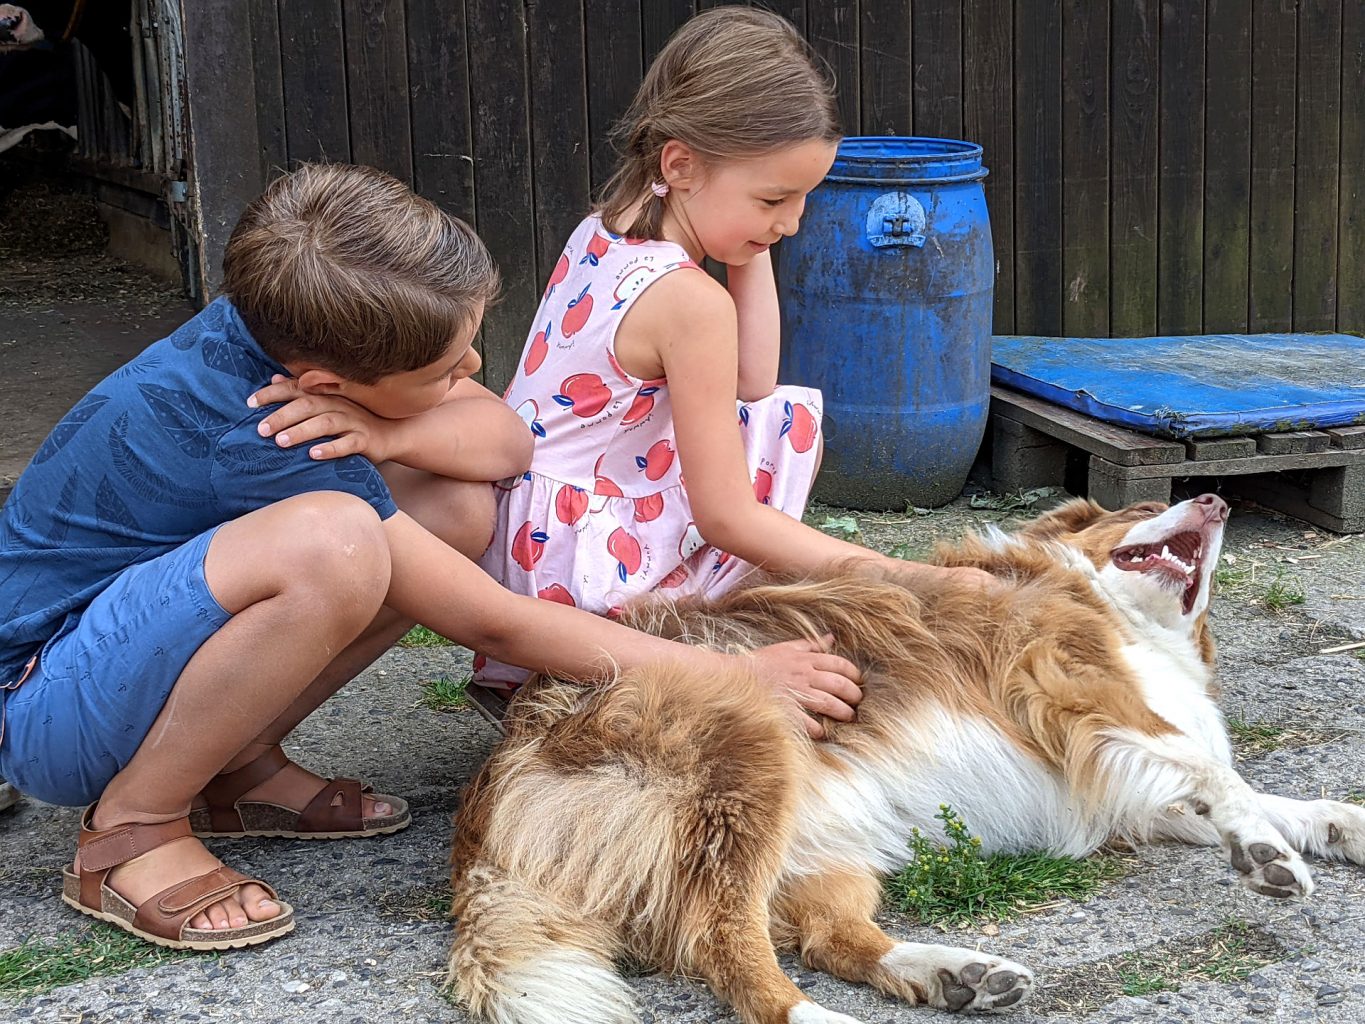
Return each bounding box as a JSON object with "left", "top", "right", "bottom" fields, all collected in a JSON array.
[{"left": 761, "top": 197, "right": 785, "bottom": 208}]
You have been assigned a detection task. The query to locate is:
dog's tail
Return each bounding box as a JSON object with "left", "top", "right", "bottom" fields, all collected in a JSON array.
[{"left": 447, "top": 863, "right": 636, "bottom": 1024}]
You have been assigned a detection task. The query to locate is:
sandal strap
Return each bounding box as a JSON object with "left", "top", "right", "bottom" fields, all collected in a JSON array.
[
  {"left": 132, "top": 865, "right": 277, "bottom": 941},
  {"left": 296, "top": 777, "right": 369, "bottom": 833},
  {"left": 77, "top": 806, "right": 193, "bottom": 873},
  {"left": 76, "top": 803, "right": 193, "bottom": 910},
  {"left": 200, "top": 745, "right": 291, "bottom": 833}
]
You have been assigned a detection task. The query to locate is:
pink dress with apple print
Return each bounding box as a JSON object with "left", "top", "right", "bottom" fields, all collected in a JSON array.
[{"left": 476, "top": 215, "right": 824, "bottom": 689}]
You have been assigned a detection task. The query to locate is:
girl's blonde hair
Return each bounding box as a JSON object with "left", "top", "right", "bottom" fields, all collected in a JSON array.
[{"left": 598, "top": 7, "right": 841, "bottom": 240}]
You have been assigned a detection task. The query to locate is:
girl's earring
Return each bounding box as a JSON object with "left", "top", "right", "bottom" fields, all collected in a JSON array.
[{"left": 650, "top": 180, "right": 670, "bottom": 198}]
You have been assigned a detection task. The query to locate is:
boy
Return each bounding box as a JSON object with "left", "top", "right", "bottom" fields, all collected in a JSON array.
[{"left": 0, "top": 163, "right": 861, "bottom": 950}]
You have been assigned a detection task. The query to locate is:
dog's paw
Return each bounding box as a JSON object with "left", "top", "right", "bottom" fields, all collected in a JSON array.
[
  {"left": 1228, "top": 834, "right": 1314, "bottom": 898},
  {"left": 881, "top": 943, "right": 1034, "bottom": 1012},
  {"left": 788, "top": 1000, "right": 866, "bottom": 1024}
]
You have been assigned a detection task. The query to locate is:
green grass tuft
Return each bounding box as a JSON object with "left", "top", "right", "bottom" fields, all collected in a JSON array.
[
  {"left": 1226, "top": 718, "right": 1286, "bottom": 755},
  {"left": 1260, "top": 572, "right": 1306, "bottom": 612},
  {"left": 884, "top": 806, "right": 1122, "bottom": 926},
  {"left": 1344, "top": 791, "right": 1365, "bottom": 807},
  {"left": 0, "top": 925, "right": 192, "bottom": 999},
  {"left": 1213, "top": 561, "right": 1254, "bottom": 591},
  {"left": 399, "top": 625, "right": 454, "bottom": 648},
  {"left": 421, "top": 674, "right": 470, "bottom": 711}
]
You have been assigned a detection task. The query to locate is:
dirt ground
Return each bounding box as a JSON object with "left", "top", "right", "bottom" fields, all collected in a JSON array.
[
  {"left": 0, "top": 152, "right": 192, "bottom": 500},
  {"left": 1, "top": 163, "right": 1363, "bottom": 1023}
]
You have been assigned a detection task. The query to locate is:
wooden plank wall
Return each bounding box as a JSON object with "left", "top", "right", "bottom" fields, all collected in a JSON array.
[{"left": 198, "top": 0, "right": 1365, "bottom": 392}]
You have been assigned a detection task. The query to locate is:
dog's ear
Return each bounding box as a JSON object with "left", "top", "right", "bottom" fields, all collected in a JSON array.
[
  {"left": 1018, "top": 498, "right": 1170, "bottom": 542},
  {"left": 1015, "top": 498, "right": 1110, "bottom": 540}
]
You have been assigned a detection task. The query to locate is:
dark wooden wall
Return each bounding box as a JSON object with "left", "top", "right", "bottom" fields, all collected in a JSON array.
[{"left": 188, "top": 0, "right": 1365, "bottom": 392}]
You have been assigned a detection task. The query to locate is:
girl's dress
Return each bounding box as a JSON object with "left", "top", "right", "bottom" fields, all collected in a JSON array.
[{"left": 475, "top": 215, "right": 824, "bottom": 688}]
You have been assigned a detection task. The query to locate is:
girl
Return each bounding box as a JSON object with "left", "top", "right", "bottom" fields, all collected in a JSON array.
[{"left": 478, "top": 7, "right": 988, "bottom": 733}]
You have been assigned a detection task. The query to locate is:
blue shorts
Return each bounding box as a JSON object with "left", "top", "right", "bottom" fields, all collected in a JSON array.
[{"left": 0, "top": 528, "right": 230, "bottom": 806}]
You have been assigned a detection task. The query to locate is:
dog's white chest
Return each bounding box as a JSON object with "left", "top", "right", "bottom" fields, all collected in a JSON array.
[{"left": 1120, "top": 640, "right": 1230, "bottom": 763}]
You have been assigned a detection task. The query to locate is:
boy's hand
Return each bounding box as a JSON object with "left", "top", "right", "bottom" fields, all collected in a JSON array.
[
  {"left": 747, "top": 633, "right": 862, "bottom": 740},
  {"left": 249, "top": 374, "right": 395, "bottom": 463}
]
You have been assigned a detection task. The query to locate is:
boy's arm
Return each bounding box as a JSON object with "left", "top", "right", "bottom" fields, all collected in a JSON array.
[
  {"left": 381, "top": 511, "right": 862, "bottom": 733},
  {"left": 251, "top": 376, "right": 533, "bottom": 482},
  {"left": 726, "top": 250, "right": 781, "bottom": 401},
  {"left": 382, "top": 385, "right": 532, "bottom": 481}
]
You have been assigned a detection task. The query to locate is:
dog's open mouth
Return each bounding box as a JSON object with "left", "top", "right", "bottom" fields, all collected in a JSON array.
[{"left": 1112, "top": 530, "right": 1205, "bottom": 613}]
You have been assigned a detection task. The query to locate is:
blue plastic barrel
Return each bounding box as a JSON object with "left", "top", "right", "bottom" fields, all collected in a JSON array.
[{"left": 777, "top": 137, "right": 993, "bottom": 509}]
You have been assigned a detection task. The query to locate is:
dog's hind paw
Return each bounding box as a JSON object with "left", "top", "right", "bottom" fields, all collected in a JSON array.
[
  {"left": 1228, "top": 835, "right": 1314, "bottom": 898},
  {"left": 881, "top": 943, "right": 1034, "bottom": 1012}
]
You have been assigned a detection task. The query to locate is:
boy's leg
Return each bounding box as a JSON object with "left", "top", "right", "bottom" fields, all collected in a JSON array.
[
  {"left": 91, "top": 490, "right": 393, "bottom": 931},
  {"left": 197, "top": 473, "right": 495, "bottom": 819}
]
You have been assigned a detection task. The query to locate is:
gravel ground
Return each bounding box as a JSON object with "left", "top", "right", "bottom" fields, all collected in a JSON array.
[
  {"left": 3, "top": 499, "right": 1362, "bottom": 1024},
  {"left": 1, "top": 163, "right": 1363, "bottom": 1024}
]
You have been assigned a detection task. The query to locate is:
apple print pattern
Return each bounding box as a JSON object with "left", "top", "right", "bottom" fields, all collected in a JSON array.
[{"left": 473, "top": 215, "right": 825, "bottom": 691}]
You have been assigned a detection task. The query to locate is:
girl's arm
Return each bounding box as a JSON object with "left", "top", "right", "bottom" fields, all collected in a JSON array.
[
  {"left": 726, "top": 250, "right": 781, "bottom": 402},
  {"left": 628, "top": 271, "right": 988, "bottom": 590}
]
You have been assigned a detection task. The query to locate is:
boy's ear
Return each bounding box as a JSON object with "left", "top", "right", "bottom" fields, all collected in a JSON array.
[
  {"left": 293, "top": 367, "right": 348, "bottom": 395},
  {"left": 659, "top": 139, "right": 701, "bottom": 192}
]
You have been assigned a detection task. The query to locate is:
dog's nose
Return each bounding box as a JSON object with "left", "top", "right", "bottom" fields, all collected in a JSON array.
[{"left": 1193, "top": 493, "right": 1229, "bottom": 521}]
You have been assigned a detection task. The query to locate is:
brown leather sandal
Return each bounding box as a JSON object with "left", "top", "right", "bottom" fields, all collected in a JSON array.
[
  {"left": 188, "top": 745, "right": 410, "bottom": 840},
  {"left": 61, "top": 805, "right": 295, "bottom": 951}
]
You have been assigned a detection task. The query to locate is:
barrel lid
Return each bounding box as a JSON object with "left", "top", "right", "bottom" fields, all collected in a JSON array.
[{"left": 828, "top": 137, "right": 987, "bottom": 185}]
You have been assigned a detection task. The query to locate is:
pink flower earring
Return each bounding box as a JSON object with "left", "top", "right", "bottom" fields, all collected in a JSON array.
[{"left": 650, "top": 180, "right": 670, "bottom": 198}]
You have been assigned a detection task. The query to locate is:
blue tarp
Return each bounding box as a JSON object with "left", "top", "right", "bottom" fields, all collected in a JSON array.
[{"left": 991, "top": 333, "right": 1365, "bottom": 439}]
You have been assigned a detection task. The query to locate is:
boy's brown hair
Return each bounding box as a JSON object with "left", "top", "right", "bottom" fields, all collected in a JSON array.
[
  {"left": 222, "top": 163, "right": 499, "bottom": 384},
  {"left": 599, "top": 7, "right": 841, "bottom": 241}
]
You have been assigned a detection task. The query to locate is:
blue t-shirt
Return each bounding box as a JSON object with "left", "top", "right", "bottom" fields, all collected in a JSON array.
[{"left": 0, "top": 297, "right": 397, "bottom": 683}]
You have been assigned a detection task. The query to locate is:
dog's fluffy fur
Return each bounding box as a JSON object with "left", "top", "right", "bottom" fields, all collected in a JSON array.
[{"left": 447, "top": 497, "right": 1365, "bottom": 1024}]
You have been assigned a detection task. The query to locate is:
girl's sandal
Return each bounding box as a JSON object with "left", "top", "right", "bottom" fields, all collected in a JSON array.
[
  {"left": 189, "top": 744, "right": 410, "bottom": 840},
  {"left": 61, "top": 805, "right": 295, "bottom": 951}
]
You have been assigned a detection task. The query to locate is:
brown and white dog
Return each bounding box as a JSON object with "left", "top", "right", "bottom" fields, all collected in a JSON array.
[{"left": 446, "top": 495, "right": 1365, "bottom": 1024}]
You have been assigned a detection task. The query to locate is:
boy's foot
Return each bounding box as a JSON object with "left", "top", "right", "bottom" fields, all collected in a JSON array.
[
  {"left": 0, "top": 780, "right": 20, "bottom": 812},
  {"left": 466, "top": 683, "right": 510, "bottom": 735},
  {"left": 64, "top": 805, "right": 294, "bottom": 949},
  {"left": 190, "top": 745, "right": 410, "bottom": 839}
]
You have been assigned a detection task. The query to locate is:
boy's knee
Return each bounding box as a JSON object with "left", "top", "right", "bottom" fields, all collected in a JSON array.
[{"left": 274, "top": 492, "right": 391, "bottom": 594}]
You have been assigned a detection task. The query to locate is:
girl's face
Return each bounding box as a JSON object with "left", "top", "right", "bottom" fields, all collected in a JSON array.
[{"left": 664, "top": 139, "right": 838, "bottom": 265}]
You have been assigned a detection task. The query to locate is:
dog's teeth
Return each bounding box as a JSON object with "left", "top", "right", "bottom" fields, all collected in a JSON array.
[{"left": 1161, "top": 545, "right": 1171, "bottom": 559}]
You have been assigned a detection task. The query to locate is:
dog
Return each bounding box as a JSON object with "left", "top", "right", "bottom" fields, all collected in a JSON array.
[{"left": 446, "top": 494, "right": 1365, "bottom": 1024}]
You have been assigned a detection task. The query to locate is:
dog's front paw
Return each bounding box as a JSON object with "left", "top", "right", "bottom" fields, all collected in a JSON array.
[
  {"left": 1228, "top": 834, "right": 1314, "bottom": 898},
  {"left": 881, "top": 943, "right": 1034, "bottom": 1012}
]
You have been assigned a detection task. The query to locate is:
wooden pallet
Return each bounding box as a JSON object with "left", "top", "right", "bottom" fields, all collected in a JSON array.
[{"left": 990, "top": 386, "right": 1365, "bottom": 533}]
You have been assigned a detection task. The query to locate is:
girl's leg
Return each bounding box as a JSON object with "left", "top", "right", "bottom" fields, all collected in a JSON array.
[{"left": 91, "top": 490, "right": 392, "bottom": 931}]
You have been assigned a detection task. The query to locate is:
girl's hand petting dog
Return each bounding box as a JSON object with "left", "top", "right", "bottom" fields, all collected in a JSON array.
[
  {"left": 251, "top": 375, "right": 397, "bottom": 464},
  {"left": 749, "top": 633, "right": 862, "bottom": 740}
]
